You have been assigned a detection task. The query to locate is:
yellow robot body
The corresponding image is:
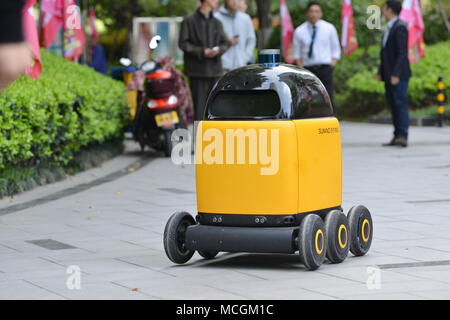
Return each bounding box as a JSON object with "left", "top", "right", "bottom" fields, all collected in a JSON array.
[
  {"left": 195, "top": 117, "right": 342, "bottom": 217},
  {"left": 163, "top": 54, "right": 373, "bottom": 269}
]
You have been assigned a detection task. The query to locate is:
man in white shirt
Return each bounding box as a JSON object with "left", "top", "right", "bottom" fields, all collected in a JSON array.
[
  {"left": 292, "top": 1, "right": 341, "bottom": 102},
  {"left": 215, "top": 0, "right": 256, "bottom": 71}
]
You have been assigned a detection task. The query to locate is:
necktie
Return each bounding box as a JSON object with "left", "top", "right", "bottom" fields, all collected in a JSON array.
[{"left": 308, "top": 24, "right": 317, "bottom": 58}]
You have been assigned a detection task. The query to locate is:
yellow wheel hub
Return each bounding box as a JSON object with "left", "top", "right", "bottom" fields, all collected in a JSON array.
[
  {"left": 315, "top": 229, "right": 324, "bottom": 255},
  {"left": 338, "top": 224, "right": 347, "bottom": 249},
  {"left": 361, "top": 219, "right": 370, "bottom": 242}
]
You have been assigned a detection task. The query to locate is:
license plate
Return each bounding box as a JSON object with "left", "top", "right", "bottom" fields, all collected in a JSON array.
[{"left": 155, "top": 111, "right": 179, "bottom": 127}]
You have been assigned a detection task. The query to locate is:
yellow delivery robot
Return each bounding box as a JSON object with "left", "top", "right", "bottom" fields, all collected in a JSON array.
[{"left": 163, "top": 50, "right": 373, "bottom": 270}]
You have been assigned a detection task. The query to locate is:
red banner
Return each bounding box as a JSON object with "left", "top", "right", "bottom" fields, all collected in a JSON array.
[
  {"left": 89, "top": 8, "right": 99, "bottom": 41},
  {"left": 280, "top": 0, "right": 294, "bottom": 64},
  {"left": 341, "top": 0, "right": 358, "bottom": 56},
  {"left": 23, "top": 0, "right": 42, "bottom": 79},
  {"left": 399, "top": 0, "right": 425, "bottom": 64},
  {"left": 63, "top": 0, "right": 85, "bottom": 61},
  {"left": 39, "top": 0, "right": 63, "bottom": 49}
]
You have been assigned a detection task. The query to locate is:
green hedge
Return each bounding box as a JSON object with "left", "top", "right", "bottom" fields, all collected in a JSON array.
[
  {"left": 0, "top": 50, "right": 129, "bottom": 169},
  {"left": 334, "top": 40, "right": 450, "bottom": 117}
]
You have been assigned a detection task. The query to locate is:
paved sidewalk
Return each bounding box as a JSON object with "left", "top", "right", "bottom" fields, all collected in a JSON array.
[{"left": 0, "top": 122, "right": 449, "bottom": 300}]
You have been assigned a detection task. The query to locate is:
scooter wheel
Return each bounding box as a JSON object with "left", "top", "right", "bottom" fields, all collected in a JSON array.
[
  {"left": 324, "top": 210, "right": 350, "bottom": 263},
  {"left": 163, "top": 130, "right": 173, "bottom": 157},
  {"left": 163, "top": 211, "right": 195, "bottom": 264},
  {"left": 198, "top": 251, "right": 219, "bottom": 260},
  {"left": 347, "top": 205, "right": 373, "bottom": 257},
  {"left": 299, "top": 214, "right": 326, "bottom": 271}
]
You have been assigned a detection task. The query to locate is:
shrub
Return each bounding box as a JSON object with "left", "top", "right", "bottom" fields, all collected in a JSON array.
[
  {"left": 423, "top": 7, "right": 450, "bottom": 45},
  {"left": 334, "top": 40, "right": 450, "bottom": 117},
  {"left": 0, "top": 50, "right": 129, "bottom": 169}
]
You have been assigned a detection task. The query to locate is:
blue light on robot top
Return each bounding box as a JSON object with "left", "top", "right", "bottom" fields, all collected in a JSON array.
[{"left": 258, "top": 49, "right": 280, "bottom": 67}]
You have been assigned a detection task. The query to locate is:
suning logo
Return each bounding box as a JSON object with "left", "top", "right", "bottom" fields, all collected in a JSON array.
[{"left": 171, "top": 127, "right": 279, "bottom": 176}]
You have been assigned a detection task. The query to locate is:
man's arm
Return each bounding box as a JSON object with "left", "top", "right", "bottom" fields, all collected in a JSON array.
[
  {"left": 330, "top": 25, "right": 341, "bottom": 66},
  {"left": 216, "top": 21, "right": 230, "bottom": 57},
  {"left": 295, "top": 59, "right": 303, "bottom": 67},
  {"left": 292, "top": 29, "right": 303, "bottom": 67},
  {"left": 393, "top": 24, "right": 409, "bottom": 80},
  {"left": 178, "top": 19, "right": 204, "bottom": 60},
  {"left": 376, "top": 50, "right": 383, "bottom": 82}
]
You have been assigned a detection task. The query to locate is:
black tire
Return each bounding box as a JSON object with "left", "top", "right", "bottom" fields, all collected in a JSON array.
[
  {"left": 324, "top": 210, "right": 350, "bottom": 263},
  {"left": 177, "top": 112, "right": 187, "bottom": 130},
  {"left": 198, "top": 251, "right": 219, "bottom": 260},
  {"left": 139, "top": 139, "right": 145, "bottom": 152},
  {"left": 163, "top": 130, "right": 173, "bottom": 157},
  {"left": 347, "top": 205, "right": 373, "bottom": 257},
  {"left": 298, "top": 214, "right": 327, "bottom": 271},
  {"left": 163, "top": 211, "right": 195, "bottom": 264}
]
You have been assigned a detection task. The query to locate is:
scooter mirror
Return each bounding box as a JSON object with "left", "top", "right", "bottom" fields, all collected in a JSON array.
[
  {"left": 120, "top": 58, "right": 132, "bottom": 67},
  {"left": 150, "top": 35, "right": 161, "bottom": 50},
  {"left": 140, "top": 60, "right": 157, "bottom": 73}
]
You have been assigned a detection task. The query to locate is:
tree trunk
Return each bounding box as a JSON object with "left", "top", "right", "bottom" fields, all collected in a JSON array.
[
  {"left": 437, "top": 0, "right": 450, "bottom": 34},
  {"left": 123, "top": 0, "right": 143, "bottom": 59},
  {"left": 108, "top": 18, "right": 122, "bottom": 63},
  {"left": 256, "top": 0, "right": 272, "bottom": 50}
]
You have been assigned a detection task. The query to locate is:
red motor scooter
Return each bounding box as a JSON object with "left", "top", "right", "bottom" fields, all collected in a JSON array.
[{"left": 130, "top": 36, "right": 186, "bottom": 157}]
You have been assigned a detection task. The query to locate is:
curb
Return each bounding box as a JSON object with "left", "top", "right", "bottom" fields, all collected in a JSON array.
[
  {"left": 0, "top": 155, "right": 155, "bottom": 216},
  {"left": 368, "top": 115, "right": 448, "bottom": 127},
  {"left": 0, "top": 140, "right": 124, "bottom": 199}
]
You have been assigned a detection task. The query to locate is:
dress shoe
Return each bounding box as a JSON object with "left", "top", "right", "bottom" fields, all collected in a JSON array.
[
  {"left": 394, "top": 136, "right": 408, "bottom": 147},
  {"left": 382, "top": 137, "right": 397, "bottom": 146}
]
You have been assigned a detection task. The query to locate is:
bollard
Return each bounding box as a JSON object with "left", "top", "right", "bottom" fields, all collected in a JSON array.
[{"left": 437, "top": 75, "right": 445, "bottom": 127}]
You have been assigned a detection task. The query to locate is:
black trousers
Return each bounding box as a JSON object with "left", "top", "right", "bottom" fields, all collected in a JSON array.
[
  {"left": 189, "top": 77, "right": 219, "bottom": 121},
  {"left": 385, "top": 80, "right": 409, "bottom": 138},
  {"left": 304, "top": 65, "right": 334, "bottom": 103}
]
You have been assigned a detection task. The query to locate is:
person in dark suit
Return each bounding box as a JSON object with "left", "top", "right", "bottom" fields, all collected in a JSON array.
[{"left": 376, "top": 0, "right": 412, "bottom": 148}]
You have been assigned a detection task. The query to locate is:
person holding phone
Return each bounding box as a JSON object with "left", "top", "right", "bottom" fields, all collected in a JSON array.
[
  {"left": 215, "top": 0, "right": 256, "bottom": 71},
  {"left": 179, "top": 0, "right": 229, "bottom": 121}
]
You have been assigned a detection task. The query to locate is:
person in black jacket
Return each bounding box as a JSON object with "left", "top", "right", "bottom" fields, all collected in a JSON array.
[
  {"left": 179, "top": 0, "right": 229, "bottom": 121},
  {"left": 0, "top": 0, "right": 32, "bottom": 90},
  {"left": 376, "top": 0, "right": 412, "bottom": 148}
]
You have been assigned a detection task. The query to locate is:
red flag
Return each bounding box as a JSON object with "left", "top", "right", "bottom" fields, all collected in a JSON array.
[
  {"left": 63, "top": 0, "right": 85, "bottom": 61},
  {"left": 341, "top": 0, "right": 358, "bottom": 56},
  {"left": 89, "top": 8, "right": 98, "bottom": 41},
  {"left": 39, "top": 0, "right": 64, "bottom": 49},
  {"left": 399, "top": 0, "right": 425, "bottom": 64},
  {"left": 23, "top": 0, "right": 42, "bottom": 79},
  {"left": 280, "top": 0, "right": 294, "bottom": 64}
]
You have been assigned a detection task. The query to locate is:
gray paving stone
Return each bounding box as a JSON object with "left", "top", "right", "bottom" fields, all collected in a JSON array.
[
  {"left": 410, "top": 289, "right": 450, "bottom": 299},
  {"left": 345, "top": 292, "right": 424, "bottom": 300},
  {"left": 0, "top": 122, "right": 449, "bottom": 299},
  {"left": 0, "top": 279, "right": 68, "bottom": 300}
]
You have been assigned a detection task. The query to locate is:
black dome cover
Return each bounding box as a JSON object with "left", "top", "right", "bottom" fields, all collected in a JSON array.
[{"left": 205, "top": 64, "right": 333, "bottom": 120}]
